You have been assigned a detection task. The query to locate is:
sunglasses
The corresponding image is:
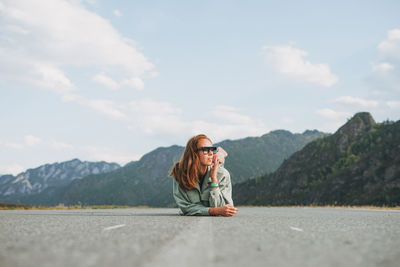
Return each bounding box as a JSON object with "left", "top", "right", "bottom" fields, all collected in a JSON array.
[{"left": 196, "top": 146, "right": 217, "bottom": 155}]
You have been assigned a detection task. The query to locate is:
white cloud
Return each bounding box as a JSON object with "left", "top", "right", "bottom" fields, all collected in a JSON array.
[
  {"left": 1, "top": 24, "right": 29, "bottom": 35},
  {"left": 80, "top": 146, "right": 141, "bottom": 164},
  {"left": 85, "top": 99, "right": 128, "bottom": 121},
  {"left": 27, "top": 63, "right": 77, "bottom": 94},
  {"left": 0, "top": 135, "right": 137, "bottom": 168},
  {"left": 83, "top": 0, "right": 96, "bottom": 5},
  {"left": 316, "top": 108, "right": 350, "bottom": 121},
  {"left": 262, "top": 44, "right": 338, "bottom": 87},
  {"left": 202, "top": 106, "right": 267, "bottom": 141},
  {"left": 387, "top": 101, "right": 400, "bottom": 109},
  {"left": 333, "top": 96, "right": 379, "bottom": 108},
  {"left": 209, "top": 106, "right": 253, "bottom": 124},
  {"left": 24, "top": 135, "right": 42, "bottom": 146},
  {"left": 127, "top": 99, "right": 184, "bottom": 135},
  {"left": 2, "top": 142, "right": 24, "bottom": 150},
  {"left": 378, "top": 29, "right": 400, "bottom": 59},
  {"left": 370, "top": 30, "right": 400, "bottom": 96},
  {"left": 0, "top": 163, "right": 25, "bottom": 176},
  {"left": 281, "top": 116, "right": 295, "bottom": 124},
  {"left": 92, "top": 74, "right": 146, "bottom": 91},
  {"left": 0, "top": 0, "right": 154, "bottom": 101},
  {"left": 126, "top": 100, "right": 267, "bottom": 142},
  {"left": 372, "top": 62, "right": 394, "bottom": 72},
  {"left": 2, "top": 135, "right": 42, "bottom": 150},
  {"left": 316, "top": 108, "right": 351, "bottom": 133},
  {"left": 49, "top": 140, "right": 75, "bottom": 150},
  {"left": 92, "top": 73, "right": 119, "bottom": 90},
  {"left": 113, "top": 9, "right": 122, "bottom": 17},
  {"left": 42, "top": 92, "right": 129, "bottom": 121},
  {"left": 61, "top": 93, "right": 81, "bottom": 103},
  {"left": 190, "top": 120, "right": 267, "bottom": 143},
  {"left": 121, "top": 77, "right": 145, "bottom": 90}
]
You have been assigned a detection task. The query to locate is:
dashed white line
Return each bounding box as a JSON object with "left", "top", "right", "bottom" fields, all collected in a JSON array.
[
  {"left": 103, "top": 224, "right": 126, "bottom": 231},
  {"left": 290, "top": 226, "right": 304, "bottom": 232}
]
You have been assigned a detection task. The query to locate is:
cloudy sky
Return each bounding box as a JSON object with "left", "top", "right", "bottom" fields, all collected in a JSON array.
[{"left": 1, "top": 0, "right": 399, "bottom": 175}]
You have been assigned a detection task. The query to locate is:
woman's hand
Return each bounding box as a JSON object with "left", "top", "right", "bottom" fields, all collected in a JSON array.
[
  {"left": 211, "top": 147, "right": 227, "bottom": 183},
  {"left": 209, "top": 204, "right": 238, "bottom": 217},
  {"left": 210, "top": 154, "right": 221, "bottom": 184}
]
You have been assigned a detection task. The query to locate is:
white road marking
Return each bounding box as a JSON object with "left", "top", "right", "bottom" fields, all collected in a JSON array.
[
  {"left": 290, "top": 226, "right": 304, "bottom": 232},
  {"left": 103, "top": 224, "right": 126, "bottom": 231}
]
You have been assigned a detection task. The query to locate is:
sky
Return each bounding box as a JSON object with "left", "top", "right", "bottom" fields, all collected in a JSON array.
[{"left": 1, "top": 0, "right": 399, "bottom": 175}]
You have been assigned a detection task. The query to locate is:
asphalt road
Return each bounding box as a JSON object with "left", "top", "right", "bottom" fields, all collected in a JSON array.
[{"left": 0, "top": 207, "right": 399, "bottom": 267}]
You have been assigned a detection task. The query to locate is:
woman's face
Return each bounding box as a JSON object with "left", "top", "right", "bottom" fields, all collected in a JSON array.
[{"left": 197, "top": 138, "right": 214, "bottom": 166}]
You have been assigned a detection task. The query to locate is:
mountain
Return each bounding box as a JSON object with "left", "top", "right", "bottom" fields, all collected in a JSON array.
[
  {"left": 26, "top": 130, "right": 325, "bottom": 206},
  {"left": 0, "top": 159, "right": 120, "bottom": 204},
  {"left": 56, "top": 145, "right": 183, "bottom": 207},
  {"left": 233, "top": 112, "right": 400, "bottom": 206},
  {"left": 220, "top": 129, "right": 326, "bottom": 182},
  {"left": 0, "top": 174, "right": 14, "bottom": 186}
]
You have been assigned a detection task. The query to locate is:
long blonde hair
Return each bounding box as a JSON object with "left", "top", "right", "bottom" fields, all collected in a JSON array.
[{"left": 169, "top": 134, "right": 210, "bottom": 190}]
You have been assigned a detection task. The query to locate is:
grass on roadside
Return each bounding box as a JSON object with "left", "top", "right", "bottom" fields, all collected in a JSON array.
[
  {"left": 0, "top": 203, "right": 150, "bottom": 210},
  {"left": 236, "top": 205, "right": 400, "bottom": 210},
  {"left": 1, "top": 202, "right": 399, "bottom": 210}
]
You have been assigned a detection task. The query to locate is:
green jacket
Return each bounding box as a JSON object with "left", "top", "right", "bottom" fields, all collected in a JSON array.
[{"left": 172, "top": 165, "right": 233, "bottom": 216}]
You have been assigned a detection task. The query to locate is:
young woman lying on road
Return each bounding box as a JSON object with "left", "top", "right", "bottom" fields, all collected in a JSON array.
[{"left": 169, "top": 134, "right": 238, "bottom": 217}]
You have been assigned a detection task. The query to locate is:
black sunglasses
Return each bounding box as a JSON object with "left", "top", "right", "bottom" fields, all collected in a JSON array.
[{"left": 196, "top": 146, "right": 217, "bottom": 155}]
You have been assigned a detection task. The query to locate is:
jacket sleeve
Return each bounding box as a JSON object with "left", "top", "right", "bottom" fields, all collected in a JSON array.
[
  {"left": 209, "top": 167, "right": 234, "bottom": 207},
  {"left": 172, "top": 179, "right": 210, "bottom": 216}
]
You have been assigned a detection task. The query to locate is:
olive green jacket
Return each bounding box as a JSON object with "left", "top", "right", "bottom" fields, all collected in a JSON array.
[{"left": 172, "top": 165, "right": 233, "bottom": 216}]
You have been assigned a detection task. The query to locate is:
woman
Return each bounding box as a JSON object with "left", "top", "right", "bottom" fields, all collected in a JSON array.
[{"left": 170, "top": 134, "right": 238, "bottom": 216}]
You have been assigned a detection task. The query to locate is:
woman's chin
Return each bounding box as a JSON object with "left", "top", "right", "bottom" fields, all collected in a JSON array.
[{"left": 200, "top": 161, "right": 212, "bottom": 166}]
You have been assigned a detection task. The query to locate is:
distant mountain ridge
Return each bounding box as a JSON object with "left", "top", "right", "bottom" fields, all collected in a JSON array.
[
  {"left": 220, "top": 129, "right": 326, "bottom": 182},
  {"left": 7, "top": 129, "right": 325, "bottom": 206},
  {"left": 0, "top": 159, "right": 120, "bottom": 204},
  {"left": 233, "top": 112, "right": 400, "bottom": 206}
]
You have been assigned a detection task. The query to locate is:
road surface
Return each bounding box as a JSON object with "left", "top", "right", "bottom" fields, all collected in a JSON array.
[{"left": 1, "top": 207, "right": 399, "bottom": 267}]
